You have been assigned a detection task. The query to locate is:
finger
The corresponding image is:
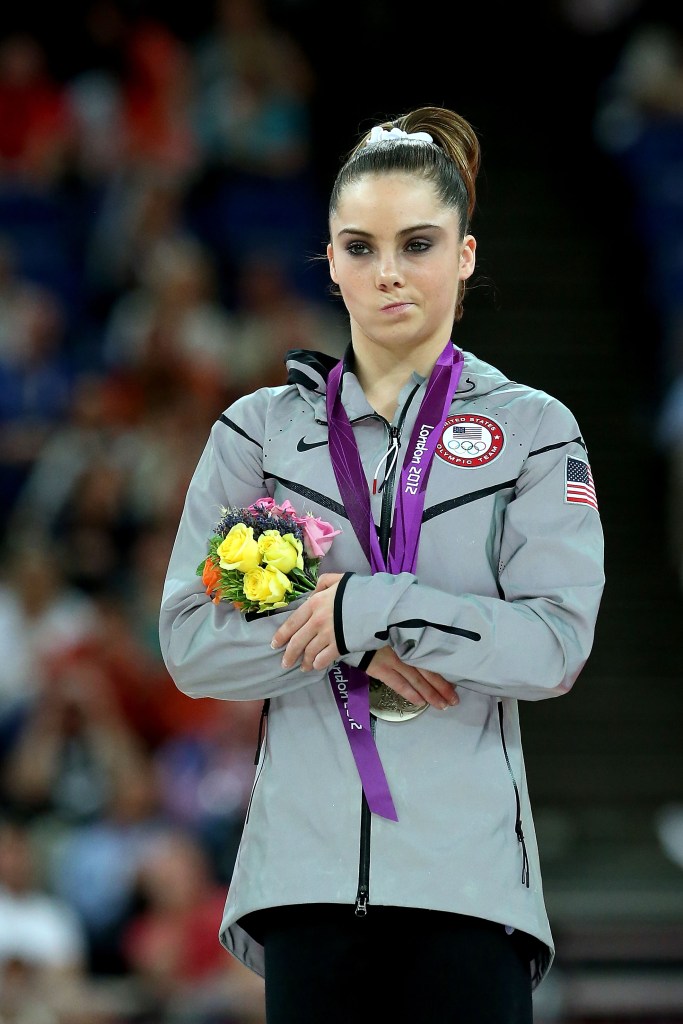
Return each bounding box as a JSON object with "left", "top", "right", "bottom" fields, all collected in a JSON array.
[
  {"left": 299, "top": 619, "right": 338, "bottom": 670},
  {"left": 373, "top": 669, "right": 443, "bottom": 709},
  {"left": 271, "top": 605, "right": 311, "bottom": 649},
  {"left": 311, "top": 643, "right": 340, "bottom": 671},
  {"left": 415, "top": 670, "right": 459, "bottom": 705},
  {"left": 299, "top": 634, "right": 332, "bottom": 672},
  {"left": 280, "top": 628, "right": 313, "bottom": 668},
  {"left": 396, "top": 681, "right": 431, "bottom": 706},
  {"left": 389, "top": 669, "right": 457, "bottom": 710}
]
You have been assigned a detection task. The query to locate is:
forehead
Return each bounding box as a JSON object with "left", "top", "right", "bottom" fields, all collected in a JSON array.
[{"left": 333, "top": 171, "right": 454, "bottom": 226}]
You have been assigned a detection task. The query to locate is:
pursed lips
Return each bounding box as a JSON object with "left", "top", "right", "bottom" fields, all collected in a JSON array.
[{"left": 381, "top": 301, "right": 414, "bottom": 312}]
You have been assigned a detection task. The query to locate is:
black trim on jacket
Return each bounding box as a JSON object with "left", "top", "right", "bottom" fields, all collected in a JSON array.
[{"left": 333, "top": 572, "right": 355, "bottom": 655}]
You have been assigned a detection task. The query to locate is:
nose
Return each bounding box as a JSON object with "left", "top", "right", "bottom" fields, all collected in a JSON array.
[{"left": 375, "top": 253, "right": 404, "bottom": 288}]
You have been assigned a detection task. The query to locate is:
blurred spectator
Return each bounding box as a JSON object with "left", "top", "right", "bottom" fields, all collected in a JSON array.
[
  {"left": 0, "top": 283, "right": 75, "bottom": 527},
  {"left": 4, "top": 371, "right": 211, "bottom": 599},
  {"left": 46, "top": 756, "right": 168, "bottom": 975},
  {"left": 123, "top": 830, "right": 265, "bottom": 1022},
  {"left": 0, "top": 33, "right": 75, "bottom": 187},
  {"left": 67, "top": 590, "right": 219, "bottom": 749},
  {"left": 119, "top": 17, "right": 198, "bottom": 177},
  {"left": 193, "top": 0, "right": 314, "bottom": 178},
  {"left": 555, "top": 0, "right": 643, "bottom": 35},
  {"left": 231, "top": 249, "right": 347, "bottom": 390},
  {"left": 102, "top": 233, "right": 244, "bottom": 412},
  {"left": 594, "top": 17, "right": 683, "bottom": 586},
  {"left": 68, "top": 11, "right": 199, "bottom": 344},
  {"left": 187, "top": 0, "right": 322, "bottom": 299},
  {"left": 85, "top": 170, "right": 190, "bottom": 314},
  {"left": 0, "top": 235, "right": 25, "bottom": 361},
  {"left": 658, "top": 372, "right": 683, "bottom": 589},
  {"left": 121, "top": 523, "right": 183, "bottom": 660},
  {"left": 0, "top": 538, "right": 98, "bottom": 757},
  {"left": 656, "top": 801, "right": 683, "bottom": 871},
  {"left": 0, "top": 818, "right": 87, "bottom": 977},
  {"left": 63, "top": 0, "right": 128, "bottom": 186},
  {"left": 595, "top": 18, "right": 683, "bottom": 397},
  {"left": 2, "top": 648, "right": 149, "bottom": 827},
  {"left": 51, "top": 457, "right": 139, "bottom": 596},
  {"left": 0, "top": 956, "right": 58, "bottom": 1024},
  {"left": 118, "top": 403, "right": 215, "bottom": 543},
  {"left": 5, "top": 371, "right": 136, "bottom": 540}
]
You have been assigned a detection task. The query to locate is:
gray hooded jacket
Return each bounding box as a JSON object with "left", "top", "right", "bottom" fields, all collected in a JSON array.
[{"left": 159, "top": 345, "right": 605, "bottom": 989}]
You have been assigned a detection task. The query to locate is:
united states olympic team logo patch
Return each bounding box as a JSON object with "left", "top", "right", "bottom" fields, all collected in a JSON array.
[{"left": 435, "top": 414, "right": 505, "bottom": 468}]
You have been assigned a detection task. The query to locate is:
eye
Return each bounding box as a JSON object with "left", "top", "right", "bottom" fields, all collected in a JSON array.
[
  {"left": 346, "top": 241, "right": 371, "bottom": 256},
  {"left": 406, "top": 239, "right": 431, "bottom": 253}
]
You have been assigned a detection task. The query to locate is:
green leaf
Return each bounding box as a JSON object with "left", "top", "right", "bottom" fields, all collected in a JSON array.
[{"left": 289, "top": 567, "right": 316, "bottom": 588}]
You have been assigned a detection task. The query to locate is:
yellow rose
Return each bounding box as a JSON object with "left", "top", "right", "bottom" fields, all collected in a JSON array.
[
  {"left": 216, "top": 524, "right": 261, "bottom": 572},
  {"left": 243, "top": 564, "right": 293, "bottom": 609},
  {"left": 257, "top": 530, "right": 304, "bottom": 574}
]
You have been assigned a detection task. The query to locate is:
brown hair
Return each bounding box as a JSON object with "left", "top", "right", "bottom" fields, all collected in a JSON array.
[{"left": 329, "top": 106, "right": 481, "bottom": 321}]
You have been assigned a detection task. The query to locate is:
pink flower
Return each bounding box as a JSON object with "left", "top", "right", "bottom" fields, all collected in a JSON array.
[
  {"left": 245, "top": 498, "right": 340, "bottom": 557},
  {"left": 297, "top": 515, "right": 341, "bottom": 559},
  {"left": 247, "top": 497, "right": 297, "bottom": 518},
  {"left": 247, "top": 497, "right": 277, "bottom": 512},
  {"left": 274, "top": 499, "right": 297, "bottom": 518}
]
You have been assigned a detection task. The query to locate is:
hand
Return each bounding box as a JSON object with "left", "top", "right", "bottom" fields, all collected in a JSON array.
[
  {"left": 365, "top": 646, "right": 459, "bottom": 711},
  {"left": 271, "top": 573, "right": 344, "bottom": 672}
]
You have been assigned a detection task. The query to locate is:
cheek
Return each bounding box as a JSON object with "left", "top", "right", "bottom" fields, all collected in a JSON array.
[
  {"left": 425, "top": 273, "right": 461, "bottom": 315},
  {"left": 333, "top": 262, "right": 365, "bottom": 296},
  {"left": 421, "top": 267, "right": 455, "bottom": 297}
]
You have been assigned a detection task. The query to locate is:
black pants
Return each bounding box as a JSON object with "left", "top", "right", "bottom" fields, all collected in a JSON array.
[{"left": 248, "top": 904, "right": 535, "bottom": 1024}]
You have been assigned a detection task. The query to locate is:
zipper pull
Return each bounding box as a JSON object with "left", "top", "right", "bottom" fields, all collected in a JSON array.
[
  {"left": 253, "top": 699, "right": 270, "bottom": 765},
  {"left": 372, "top": 426, "right": 400, "bottom": 495},
  {"left": 354, "top": 885, "right": 369, "bottom": 917}
]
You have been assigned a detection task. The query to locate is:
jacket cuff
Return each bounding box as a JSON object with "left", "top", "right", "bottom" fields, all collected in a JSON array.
[
  {"left": 333, "top": 572, "right": 416, "bottom": 654},
  {"left": 332, "top": 572, "right": 354, "bottom": 655}
]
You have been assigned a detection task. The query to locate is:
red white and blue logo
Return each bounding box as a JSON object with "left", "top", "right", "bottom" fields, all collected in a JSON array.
[
  {"left": 435, "top": 414, "right": 505, "bottom": 468},
  {"left": 565, "top": 456, "right": 598, "bottom": 511}
]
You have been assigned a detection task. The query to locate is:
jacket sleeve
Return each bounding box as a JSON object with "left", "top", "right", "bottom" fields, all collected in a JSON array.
[
  {"left": 334, "top": 400, "right": 605, "bottom": 702},
  {"left": 158, "top": 391, "right": 352, "bottom": 702}
]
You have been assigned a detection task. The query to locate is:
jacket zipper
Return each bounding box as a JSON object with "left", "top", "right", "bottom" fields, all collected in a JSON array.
[
  {"left": 254, "top": 699, "right": 270, "bottom": 765},
  {"left": 245, "top": 698, "right": 270, "bottom": 824},
  {"left": 354, "top": 384, "right": 421, "bottom": 916},
  {"left": 497, "top": 700, "right": 530, "bottom": 887}
]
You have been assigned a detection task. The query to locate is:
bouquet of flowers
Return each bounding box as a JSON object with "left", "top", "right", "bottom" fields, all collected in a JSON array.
[{"left": 197, "top": 497, "right": 341, "bottom": 613}]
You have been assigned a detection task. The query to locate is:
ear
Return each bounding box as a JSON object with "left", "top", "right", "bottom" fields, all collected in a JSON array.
[
  {"left": 458, "top": 235, "right": 476, "bottom": 281},
  {"left": 327, "top": 242, "right": 338, "bottom": 284}
]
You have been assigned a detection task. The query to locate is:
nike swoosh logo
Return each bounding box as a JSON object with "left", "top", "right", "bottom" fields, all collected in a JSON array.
[{"left": 297, "top": 436, "right": 329, "bottom": 452}]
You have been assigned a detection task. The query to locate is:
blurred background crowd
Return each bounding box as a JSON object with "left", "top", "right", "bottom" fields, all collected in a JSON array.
[{"left": 0, "top": 1, "right": 682, "bottom": 1022}]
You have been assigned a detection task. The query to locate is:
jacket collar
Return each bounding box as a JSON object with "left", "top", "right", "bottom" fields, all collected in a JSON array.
[{"left": 284, "top": 343, "right": 510, "bottom": 423}]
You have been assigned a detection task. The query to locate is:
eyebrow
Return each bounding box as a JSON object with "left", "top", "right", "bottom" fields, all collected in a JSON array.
[{"left": 336, "top": 222, "right": 443, "bottom": 239}]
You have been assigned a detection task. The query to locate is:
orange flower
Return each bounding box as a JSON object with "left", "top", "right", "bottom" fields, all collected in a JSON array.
[{"left": 201, "top": 556, "right": 222, "bottom": 600}]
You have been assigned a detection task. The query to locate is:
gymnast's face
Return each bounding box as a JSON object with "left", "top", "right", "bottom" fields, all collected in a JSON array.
[{"left": 327, "top": 172, "right": 475, "bottom": 366}]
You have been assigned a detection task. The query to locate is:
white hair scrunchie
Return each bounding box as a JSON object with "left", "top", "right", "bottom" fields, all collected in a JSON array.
[{"left": 365, "top": 126, "right": 434, "bottom": 147}]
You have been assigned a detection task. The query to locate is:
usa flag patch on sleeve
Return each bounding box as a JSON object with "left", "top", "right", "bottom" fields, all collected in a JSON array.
[{"left": 565, "top": 455, "right": 598, "bottom": 511}]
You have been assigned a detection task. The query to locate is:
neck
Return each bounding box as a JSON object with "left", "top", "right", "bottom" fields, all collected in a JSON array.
[{"left": 351, "top": 337, "right": 451, "bottom": 420}]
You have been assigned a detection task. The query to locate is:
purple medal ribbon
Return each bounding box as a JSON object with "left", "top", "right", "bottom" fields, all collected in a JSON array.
[{"left": 326, "top": 340, "right": 464, "bottom": 820}]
